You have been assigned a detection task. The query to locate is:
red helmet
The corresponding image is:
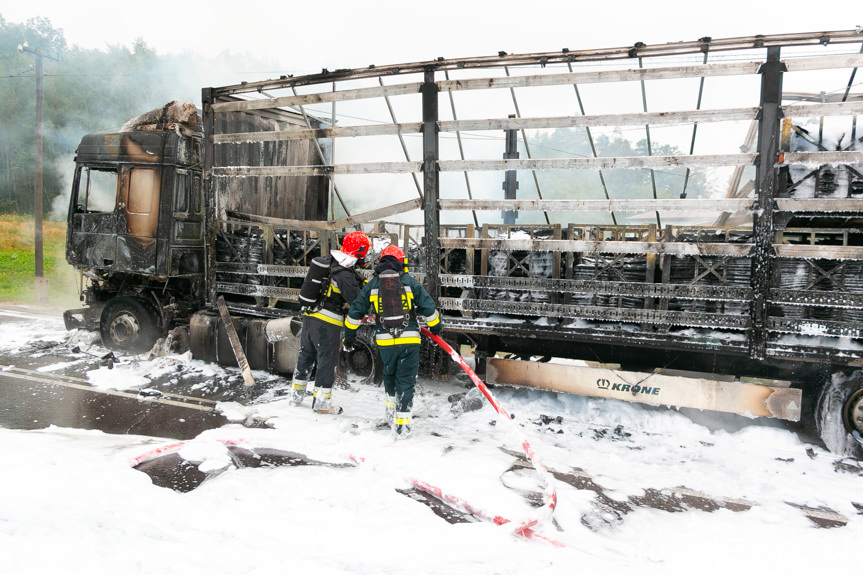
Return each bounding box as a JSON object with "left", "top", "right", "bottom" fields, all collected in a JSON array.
[
  {"left": 381, "top": 244, "right": 406, "bottom": 261},
  {"left": 341, "top": 231, "right": 370, "bottom": 259}
]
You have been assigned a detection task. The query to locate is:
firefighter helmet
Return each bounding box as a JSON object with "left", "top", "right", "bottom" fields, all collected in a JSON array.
[
  {"left": 381, "top": 244, "right": 406, "bottom": 261},
  {"left": 381, "top": 244, "right": 408, "bottom": 272},
  {"left": 341, "top": 231, "right": 371, "bottom": 259}
]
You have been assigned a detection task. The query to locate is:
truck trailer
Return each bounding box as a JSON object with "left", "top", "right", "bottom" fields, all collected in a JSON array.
[{"left": 63, "top": 30, "right": 863, "bottom": 457}]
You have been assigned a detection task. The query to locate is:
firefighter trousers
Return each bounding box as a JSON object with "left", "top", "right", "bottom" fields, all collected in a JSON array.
[
  {"left": 379, "top": 343, "right": 420, "bottom": 413},
  {"left": 293, "top": 315, "right": 342, "bottom": 389}
]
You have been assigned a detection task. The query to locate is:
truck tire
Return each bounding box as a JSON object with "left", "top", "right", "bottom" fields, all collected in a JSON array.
[
  {"left": 815, "top": 371, "right": 863, "bottom": 458},
  {"left": 342, "top": 326, "right": 382, "bottom": 385},
  {"left": 100, "top": 296, "right": 161, "bottom": 354}
]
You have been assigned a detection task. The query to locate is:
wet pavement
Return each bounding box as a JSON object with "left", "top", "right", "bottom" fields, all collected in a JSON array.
[
  {"left": 0, "top": 305, "right": 245, "bottom": 440},
  {"left": 0, "top": 365, "right": 231, "bottom": 440}
]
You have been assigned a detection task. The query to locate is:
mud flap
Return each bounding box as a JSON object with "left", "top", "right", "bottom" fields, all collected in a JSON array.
[
  {"left": 487, "top": 358, "right": 802, "bottom": 421},
  {"left": 63, "top": 307, "right": 100, "bottom": 331}
]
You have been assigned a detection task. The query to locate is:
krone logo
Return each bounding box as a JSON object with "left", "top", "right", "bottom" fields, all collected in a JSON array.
[{"left": 595, "top": 377, "right": 661, "bottom": 396}]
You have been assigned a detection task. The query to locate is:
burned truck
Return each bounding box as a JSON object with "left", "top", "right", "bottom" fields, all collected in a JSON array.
[{"left": 64, "top": 30, "right": 863, "bottom": 457}]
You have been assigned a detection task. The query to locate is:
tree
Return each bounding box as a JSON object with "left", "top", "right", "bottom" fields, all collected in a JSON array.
[
  {"left": 526, "top": 127, "right": 712, "bottom": 224},
  {"left": 0, "top": 16, "right": 67, "bottom": 216},
  {"left": 0, "top": 17, "right": 190, "bottom": 219}
]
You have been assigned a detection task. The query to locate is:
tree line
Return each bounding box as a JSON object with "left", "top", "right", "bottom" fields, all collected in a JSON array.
[
  {"left": 0, "top": 14, "right": 278, "bottom": 220},
  {"left": 1, "top": 16, "right": 169, "bottom": 218}
]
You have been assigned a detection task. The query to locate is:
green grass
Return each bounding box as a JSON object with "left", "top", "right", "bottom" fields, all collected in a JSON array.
[{"left": 0, "top": 215, "right": 80, "bottom": 307}]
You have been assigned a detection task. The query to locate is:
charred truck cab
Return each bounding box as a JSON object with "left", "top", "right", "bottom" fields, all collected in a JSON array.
[{"left": 64, "top": 102, "right": 205, "bottom": 352}]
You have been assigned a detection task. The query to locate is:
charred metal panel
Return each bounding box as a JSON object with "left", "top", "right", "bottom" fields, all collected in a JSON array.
[
  {"left": 170, "top": 247, "right": 203, "bottom": 276},
  {"left": 114, "top": 236, "right": 157, "bottom": 274},
  {"left": 202, "top": 90, "right": 218, "bottom": 307},
  {"left": 69, "top": 228, "right": 117, "bottom": 269},
  {"left": 172, "top": 220, "right": 203, "bottom": 242},
  {"left": 422, "top": 68, "right": 440, "bottom": 297},
  {"left": 76, "top": 131, "right": 167, "bottom": 164},
  {"left": 71, "top": 211, "right": 121, "bottom": 235},
  {"left": 163, "top": 166, "right": 204, "bottom": 279},
  {"left": 211, "top": 109, "right": 328, "bottom": 222}
]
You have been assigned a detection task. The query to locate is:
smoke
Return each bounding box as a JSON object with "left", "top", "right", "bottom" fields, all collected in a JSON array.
[
  {"left": 36, "top": 45, "right": 289, "bottom": 221},
  {"left": 48, "top": 153, "right": 74, "bottom": 221}
]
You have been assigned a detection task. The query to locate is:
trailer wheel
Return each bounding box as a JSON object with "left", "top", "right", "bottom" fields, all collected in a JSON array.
[
  {"left": 100, "top": 296, "right": 161, "bottom": 354},
  {"left": 342, "top": 327, "right": 382, "bottom": 385},
  {"left": 815, "top": 372, "right": 863, "bottom": 458}
]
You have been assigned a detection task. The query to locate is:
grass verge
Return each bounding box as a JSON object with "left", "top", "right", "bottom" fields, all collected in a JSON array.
[{"left": 0, "top": 215, "right": 80, "bottom": 308}]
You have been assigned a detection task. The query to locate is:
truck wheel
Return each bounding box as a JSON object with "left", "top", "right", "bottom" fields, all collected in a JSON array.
[
  {"left": 100, "top": 296, "right": 161, "bottom": 353},
  {"left": 342, "top": 327, "right": 382, "bottom": 385},
  {"left": 815, "top": 372, "right": 863, "bottom": 458}
]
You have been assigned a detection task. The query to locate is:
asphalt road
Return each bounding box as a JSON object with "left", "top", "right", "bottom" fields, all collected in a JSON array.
[{"left": 0, "top": 303, "right": 234, "bottom": 439}]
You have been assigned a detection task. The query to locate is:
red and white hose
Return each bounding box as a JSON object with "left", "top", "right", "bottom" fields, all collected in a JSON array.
[
  {"left": 419, "top": 327, "right": 560, "bottom": 542},
  {"left": 128, "top": 437, "right": 248, "bottom": 467},
  {"left": 130, "top": 327, "right": 561, "bottom": 544}
]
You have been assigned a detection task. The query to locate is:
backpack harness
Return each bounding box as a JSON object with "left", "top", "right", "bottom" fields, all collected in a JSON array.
[
  {"left": 376, "top": 269, "right": 416, "bottom": 337},
  {"left": 298, "top": 255, "right": 348, "bottom": 313}
]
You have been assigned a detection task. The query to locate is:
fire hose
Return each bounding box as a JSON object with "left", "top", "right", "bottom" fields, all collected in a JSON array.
[
  {"left": 417, "top": 326, "right": 562, "bottom": 544},
  {"left": 130, "top": 326, "right": 564, "bottom": 544}
]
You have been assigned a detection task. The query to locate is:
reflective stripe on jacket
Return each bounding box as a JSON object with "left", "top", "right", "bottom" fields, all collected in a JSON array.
[
  {"left": 306, "top": 258, "right": 363, "bottom": 326},
  {"left": 345, "top": 271, "right": 440, "bottom": 346}
]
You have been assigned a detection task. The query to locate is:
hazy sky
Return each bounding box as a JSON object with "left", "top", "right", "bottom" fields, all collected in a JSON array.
[{"left": 4, "top": 0, "right": 861, "bottom": 76}]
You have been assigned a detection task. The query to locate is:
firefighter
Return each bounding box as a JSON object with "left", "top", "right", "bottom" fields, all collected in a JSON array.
[
  {"left": 291, "top": 230, "right": 370, "bottom": 414},
  {"left": 343, "top": 244, "right": 442, "bottom": 439}
]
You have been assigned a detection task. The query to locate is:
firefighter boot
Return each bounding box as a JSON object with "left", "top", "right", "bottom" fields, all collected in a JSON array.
[
  {"left": 312, "top": 387, "right": 343, "bottom": 415},
  {"left": 393, "top": 411, "right": 411, "bottom": 440},
  {"left": 384, "top": 395, "right": 396, "bottom": 426},
  {"left": 290, "top": 380, "right": 308, "bottom": 407}
]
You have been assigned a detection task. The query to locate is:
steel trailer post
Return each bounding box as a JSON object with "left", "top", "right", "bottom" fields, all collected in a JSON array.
[
  {"left": 502, "top": 120, "right": 519, "bottom": 225},
  {"left": 422, "top": 68, "right": 441, "bottom": 299},
  {"left": 751, "top": 47, "right": 785, "bottom": 360},
  {"left": 201, "top": 88, "right": 217, "bottom": 308}
]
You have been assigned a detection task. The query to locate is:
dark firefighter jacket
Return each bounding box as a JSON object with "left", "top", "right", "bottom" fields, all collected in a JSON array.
[
  {"left": 305, "top": 255, "right": 363, "bottom": 328},
  {"left": 344, "top": 256, "right": 441, "bottom": 346}
]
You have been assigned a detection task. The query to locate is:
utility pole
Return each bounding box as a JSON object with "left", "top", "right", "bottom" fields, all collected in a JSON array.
[{"left": 18, "top": 42, "right": 55, "bottom": 304}]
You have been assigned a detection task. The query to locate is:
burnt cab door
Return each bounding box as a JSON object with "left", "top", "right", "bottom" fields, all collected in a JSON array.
[
  {"left": 115, "top": 165, "right": 161, "bottom": 274},
  {"left": 67, "top": 165, "right": 120, "bottom": 271},
  {"left": 66, "top": 163, "right": 161, "bottom": 275}
]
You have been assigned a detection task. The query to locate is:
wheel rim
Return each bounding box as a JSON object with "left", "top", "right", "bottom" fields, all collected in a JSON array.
[
  {"left": 843, "top": 387, "right": 863, "bottom": 436},
  {"left": 109, "top": 312, "right": 141, "bottom": 348},
  {"left": 344, "top": 342, "right": 375, "bottom": 382}
]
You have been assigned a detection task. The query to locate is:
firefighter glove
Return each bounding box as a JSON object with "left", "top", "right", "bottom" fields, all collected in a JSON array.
[
  {"left": 430, "top": 324, "right": 443, "bottom": 336},
  {"left": 342, "top": 339, "right": 355, "bottom": 353}
]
